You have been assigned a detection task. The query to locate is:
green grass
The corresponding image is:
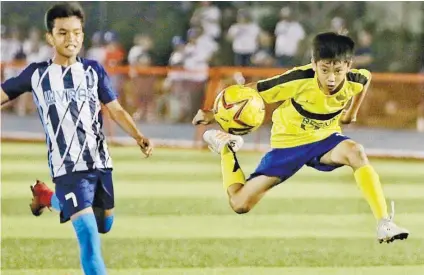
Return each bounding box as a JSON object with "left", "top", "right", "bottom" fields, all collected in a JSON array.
[{"left": 2, "top": 142, "right": 424, "bottom": 274}]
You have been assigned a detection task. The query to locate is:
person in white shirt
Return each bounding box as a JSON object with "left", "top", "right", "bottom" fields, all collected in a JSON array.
[
  {"left": 227, "top": 9, "right": 261, "bottom": 67},
  {"left": 23, "top": 27, "right": 54, "bottom": 63},
  {"left": 191, "top": 1, "right": 221, "bottom": 40},
  {"left": 274, "top": 7, "right": 305, "bottom": 67}
]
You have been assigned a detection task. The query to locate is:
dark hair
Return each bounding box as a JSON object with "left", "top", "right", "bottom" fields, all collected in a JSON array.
[
  {"left": 312, "top": 32, "right": 355, "bottom": 62},
  {"left": 45, "top": 2, "right": 85, "bottom": 33}
]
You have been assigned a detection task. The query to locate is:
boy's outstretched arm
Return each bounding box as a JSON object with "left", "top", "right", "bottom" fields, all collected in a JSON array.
[
  {"left": 105, "top": 99, "right": 153, "bottom": 157},
  {"left": 340, "top": 75, "right": 372, "bottom": 124}
]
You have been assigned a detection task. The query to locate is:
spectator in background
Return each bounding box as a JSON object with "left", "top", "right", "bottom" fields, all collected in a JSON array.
[
  {"left": 191, "top": 1, "right": 221, "bottom": 40},
  {"left": 128, "top": 34, "right": 153, "bottom": 66},
  {"left": 1, "top": 26, "right": 30, "bottom": 117},
  {"left": 227, "top": 9, "right": 261, "bottom": 67},
  {"left": 251, "top": 31, "right": 275, "bottom": 67},
  {"left": 192, "top": 26, "right": 219, "bottom": 64},
  {"left": 168, "top": 28, "right": 210, "bottom": 122},
  {"left": 168, "top": 36, "right": 186, "bottom": 66},
  {"left": 163, "top": 36, "right": 187, "bottom": 122},
  {"left": 23, "top": 27, "right": 53, "bottom": 63},
  {"left": 353, "top": 29, "right": 374, "bottom": 71},
  {"left": 1, "top": 26, "right": 24, "bottom": 64},
  {"left": 129, "top": 53, "right": 157, "bottom": 122},
  {"left": 127, "top": 33, "right": 156, "bottom": 121},
  {"left": 274, "top": 7, "right": 305, "bottom": 68},
  {"left": 331, "top": 16, "right": 348, "bottom": 35},
  {"left": 103, "top": 31, "right": 125, "bottom": 93},
  {"left": 104, "top": 31, "right": 125, "bottom": 68},
  {"left": 85, "top": 31, "right": 106, "bottom": 64},
  {"left": 102, "top": 31, "right": 125, "bottom": 141},
  {"left": 161, "top": 36, "right": 185, "bottom": 120}
]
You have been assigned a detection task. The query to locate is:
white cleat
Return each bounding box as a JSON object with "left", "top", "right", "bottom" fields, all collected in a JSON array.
[
  {"left": 203, "top": 129, "right": 244, "bottom": 154},
  {"left": 377, "top": 201, "right": 409, "bottom": 244}
]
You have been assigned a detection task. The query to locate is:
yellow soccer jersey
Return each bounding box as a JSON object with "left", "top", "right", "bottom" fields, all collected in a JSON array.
[{"left": 257, "top": 64, "right": 371, "bottom": 148}]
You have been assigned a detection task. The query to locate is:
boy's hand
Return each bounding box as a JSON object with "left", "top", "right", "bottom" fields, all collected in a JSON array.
[
  {"left": 340, "top": 110, "right": 357, "bottom": 124},
  {"left": 136, "top": 136, "right": 153, "bottom": 158},
  {"left": 192, "top": 109, "right": 215, "bottom": 125}
]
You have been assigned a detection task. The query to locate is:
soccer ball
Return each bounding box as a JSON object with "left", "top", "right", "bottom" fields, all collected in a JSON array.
[{"left": 213, "top": 85, "right": 265, "bottom": 135}]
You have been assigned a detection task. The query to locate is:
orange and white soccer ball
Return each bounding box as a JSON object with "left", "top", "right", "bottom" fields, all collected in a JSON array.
[{"left": 213, "top": 85, "right": 265, "bottom": 136}]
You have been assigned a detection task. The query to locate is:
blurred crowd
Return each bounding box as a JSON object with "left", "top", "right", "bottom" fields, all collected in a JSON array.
[{"left": 1, "top": 1, "right": 423, "bottom": 131}]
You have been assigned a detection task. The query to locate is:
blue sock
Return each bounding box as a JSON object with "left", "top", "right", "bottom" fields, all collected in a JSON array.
[
  {"left": 50, "top": 193, "right": 61, "bottom": 212},
  {"left": 104, "top": 215, "right": 114, "bottom": 233},
  {"left": 72, "top": 213, "right": 107, "bottom": 275}
]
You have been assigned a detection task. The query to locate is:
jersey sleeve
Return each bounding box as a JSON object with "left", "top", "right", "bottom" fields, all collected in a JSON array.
[
  {"left": 256, "top": 66, "right": 315, "bottom": 103},
  {"left": 1, "top": 63, "right": 37, "bottom": 100},
  {"left": 347, "top": 69, "right": 371, "bottom": 95},
  {"left": 96, "top": 62, "right": 118, "bottom": 104}
]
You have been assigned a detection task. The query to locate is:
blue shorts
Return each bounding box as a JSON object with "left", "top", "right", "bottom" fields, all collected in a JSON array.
[
  {"left": 53, "top": 168, "right": 114, "bottom": 223},
  {"left": 248, "top": 133, "right": 350, "bottom": 183}
]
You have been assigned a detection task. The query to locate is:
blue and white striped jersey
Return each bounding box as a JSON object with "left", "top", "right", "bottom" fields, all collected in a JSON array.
[{"left": 2, "top": 57, "right": 116, "bottom": 178}]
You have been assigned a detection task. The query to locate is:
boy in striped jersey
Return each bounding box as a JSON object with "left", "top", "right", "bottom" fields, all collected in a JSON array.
[
  {"left": 1, "top": 3, "right": 152, "bottom": 274},
  {"left": 193, "top": 32, "right": 409, "bottom": 244}
]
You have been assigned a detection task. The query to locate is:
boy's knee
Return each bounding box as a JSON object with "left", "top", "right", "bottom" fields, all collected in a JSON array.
[
  {"left": 93, "top": 207, "right": 114, "bottom": 234},
  {"left": 99, "top": 215, "right": 114, "bottom": 234},
  {"left": 230, "top": 198, "right": 252, "bottom": 214},
  {"left": 344, "top": 142, "right": 368, "bottom": 168}
]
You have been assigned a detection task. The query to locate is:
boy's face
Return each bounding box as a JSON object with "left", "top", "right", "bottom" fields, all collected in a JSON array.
[
  {"left": 47, "top": 16, "right": 84, "bottom": 59},
  {"left": 312, "top": 59, "right": 351, "bottom": 93}
]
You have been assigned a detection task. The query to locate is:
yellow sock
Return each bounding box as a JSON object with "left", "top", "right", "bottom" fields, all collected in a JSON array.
[
  {"left": 221, "top": 145, "right": 246, "bottom": 190},
  {"left": 354, "top": 165, "right": 388, "bottom": 220}
]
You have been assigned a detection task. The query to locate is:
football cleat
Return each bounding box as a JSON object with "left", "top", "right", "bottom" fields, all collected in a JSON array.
[
  {"left": 203, "top": 129, "right": 244, "bottom": 154},
  {"left": 30, "top": 179, "right": 54, "bottom": 216},
  {"left": 377, "top": 201, "right": 409, "bottom": 243}
]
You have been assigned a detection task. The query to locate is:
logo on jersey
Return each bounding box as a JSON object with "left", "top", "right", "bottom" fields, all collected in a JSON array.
[
  {"left": 43, "top": 88, "right": 97, "bottom": 106},
  {"left": 300, "top": 117, "right": 337, "bottom": 130}
]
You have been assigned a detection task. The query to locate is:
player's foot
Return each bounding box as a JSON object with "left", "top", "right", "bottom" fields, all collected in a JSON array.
[
  {"left": 30, "top": 179, "right": 54, "bottom": 216},
  {"left": 203, "top": 129, "right": 244, "bottom": 154},
  {"left": 377, "top": 201, "right": 409, "bottom": 243}
]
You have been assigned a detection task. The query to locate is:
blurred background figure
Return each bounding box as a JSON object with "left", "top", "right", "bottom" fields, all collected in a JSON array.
[
  {"left": 2, "top": 26, "right": 31, "bottom": 117},
  {"left": 104, "top": 30, "right": 125, "bottom": 95},
  {"left": 129, "top": 53, "right": 157, "bottom": 122},
  {"left": 1, "top": 25, "right": 24, "bottom": 65},
  {"left": 274, "top": 7, "right": 305, "bottom": 68},
  {"left": 85, "top": 31, "right": 106, "bottom": 65},
  {"left": 126, "top": 33, "right": 157, "bottom": 122},
  {"left": 171, "top": 27, "right": 211, "bottom": 122},
  {"left": 128, "top": 34, "right": 153, "bottom": 66},
  {"left": 190, "top": 26, "right": 219, "bottom": 65},
  {"left": 251, "top": 31, "right": 275, "bottom": 67},
  {"left": 163, "top": 36, "right": 187, "bottom": 122},
  {"left": 104, "top": 31, "right": 125, "bottom": 68},
  {"left": 353, "top": 29, "right": 374, "bottom": 71},
  {"left": 191, "top": 1, "right": 221, "bottom": 40},
  {"left": 102, "top": 31, "right": 125, "bottom": 141},
  {"left": 227, "top": 9, "right": 261, "bottom": 67},
  {"left": 331, "top": 16, "right": 348, "bottom": 35},
  {"left": 23, "top": 27, "right": 52, "bottom": 63}
]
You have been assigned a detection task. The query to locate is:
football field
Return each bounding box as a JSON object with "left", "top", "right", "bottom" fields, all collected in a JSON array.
[{"left": 1, "top": 142, "right": 424, "bottom": 275}]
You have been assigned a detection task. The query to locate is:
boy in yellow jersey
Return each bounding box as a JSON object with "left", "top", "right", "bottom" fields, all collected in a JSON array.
[{"left": 193, "top": 32, "right": 409, "bottom": 244}]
